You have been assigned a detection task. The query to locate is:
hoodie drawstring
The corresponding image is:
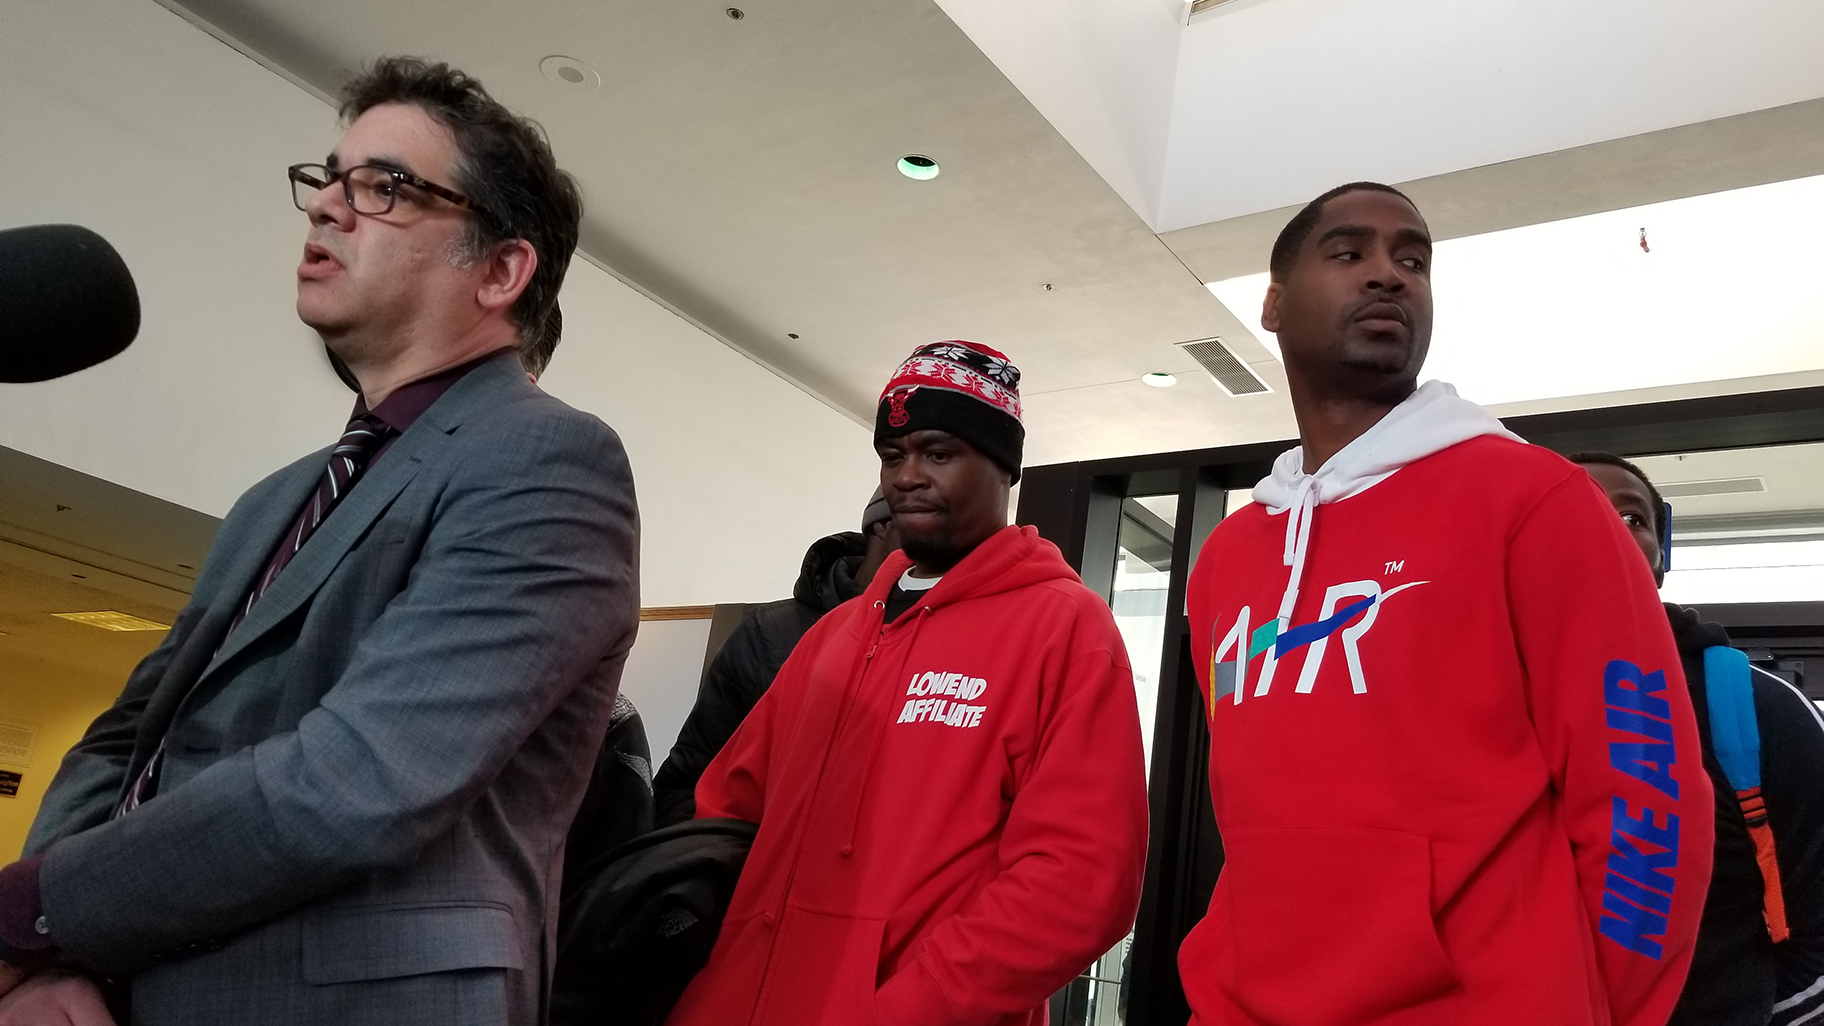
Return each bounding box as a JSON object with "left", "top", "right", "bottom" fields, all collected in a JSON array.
[
  {"left": 1255, "top": 380, "right": 1523, "bottom": 636},
  {"left": 1276, "top": 477, "right": 1318, "bottom": 632}
]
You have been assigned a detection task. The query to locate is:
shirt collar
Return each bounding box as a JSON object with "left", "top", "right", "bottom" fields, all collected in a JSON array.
[
  {"left": 354, "top": 347, "right": 514, "bottom": 434},
  {"left": 897, "top": 567, "right": 942, "bottom": 591}
]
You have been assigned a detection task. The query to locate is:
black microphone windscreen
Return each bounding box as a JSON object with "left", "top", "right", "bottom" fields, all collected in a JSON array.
[{"left": 0, "top": 223, "right": 141, "bottom": 383}]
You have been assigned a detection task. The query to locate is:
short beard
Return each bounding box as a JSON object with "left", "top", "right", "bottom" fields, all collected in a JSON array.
[
  {"left": 900, "top": 532, "right": 970, "bottom": 574},
  {"left": 1335, "top": 355, "right": 1421, "bottom": 405}
]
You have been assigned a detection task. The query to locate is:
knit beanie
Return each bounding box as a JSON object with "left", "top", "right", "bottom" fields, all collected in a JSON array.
[{"left": 874, "top": 341, "right": 1024, "bottom": 483}]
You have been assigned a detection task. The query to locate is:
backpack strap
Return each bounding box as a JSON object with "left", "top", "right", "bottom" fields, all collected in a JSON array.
[{"left": 1704, "top": 644, "right": 1791, "bottom": 943}]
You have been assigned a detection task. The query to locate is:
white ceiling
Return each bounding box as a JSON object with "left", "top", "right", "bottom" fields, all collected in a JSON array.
[
  {"left": 150, "top": 0, "right": 1824, "bottom": 466},
  {"left": 1209, "top": 173, "right": 1824, "bottom": 409},
  {"left": 1638, "top": 442, "right": 1824, "bottom": 522},
  {"left": 162, "top": 0, "right": 1242, "bottom": 425},
  {"left": 941, "top": 0, "right": 1824, "bottom": 232},
  {"left": 929, "top": 0, "right": 1182, "bottom": 226}
]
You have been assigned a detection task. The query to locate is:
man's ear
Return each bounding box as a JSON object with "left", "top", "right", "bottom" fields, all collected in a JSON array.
[
  {"left": 477, "top": 238, "right": 538, "bottom": 318},
  {"left": 1261, "top": 281, "right": 1284, "bottom": 334}
]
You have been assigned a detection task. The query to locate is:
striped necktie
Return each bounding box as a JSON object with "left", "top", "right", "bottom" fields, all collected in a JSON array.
[
  {"left": 228, "top": 413, "right": 393, "bottom": 633},
  {"left": 116, "top": 412, "right": 393, "bottom": 816}
]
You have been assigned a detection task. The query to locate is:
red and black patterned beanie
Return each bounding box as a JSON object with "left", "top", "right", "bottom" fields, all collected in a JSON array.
[{"left": 875, "top": 340, "right": 1024, "bottom": 483}]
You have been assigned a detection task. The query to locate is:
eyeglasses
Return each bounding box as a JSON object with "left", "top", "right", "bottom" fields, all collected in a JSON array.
[{"left": 288, "top": 162, "right": 495, "bottom": 226}]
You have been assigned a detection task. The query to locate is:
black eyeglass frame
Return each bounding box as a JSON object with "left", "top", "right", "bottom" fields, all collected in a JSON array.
[{"left": 287, "top": 162, "right": 502, "bottom": 230}]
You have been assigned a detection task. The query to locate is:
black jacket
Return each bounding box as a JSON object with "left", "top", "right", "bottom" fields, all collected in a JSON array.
[
  {"left": 651, "top": 531, "right": 869, "bottom": 827},
  {"left": 561, "top": 694, "right": 655, "bottom": 900},
  {"left": 549, "top": 817, "right": 758, "bottom": 1026},
  {"left": 1667, "top": 603, "right": 1824, "bottom": 1026}
]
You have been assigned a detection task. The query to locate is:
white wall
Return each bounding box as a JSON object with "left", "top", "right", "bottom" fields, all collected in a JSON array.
[
  {"left": 536, "top": 267, "right": 875, "bottom": 607},
  {"left": 0, "top": 0, "right": 350, "bottom": 516},
  {"left": 0, "top": 0, "right": 878, "bottom": 607},
  {"left": 613, "top": 617, "right": 713, "bottom": 770}
]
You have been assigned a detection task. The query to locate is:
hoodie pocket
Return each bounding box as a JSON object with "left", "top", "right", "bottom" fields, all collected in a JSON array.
[
  {"left": 754, "top": 905, "right": 885, "bottom": 1026},
  {"left": 1223, "top": 827, "right": 1461, "bottom": 1026}
]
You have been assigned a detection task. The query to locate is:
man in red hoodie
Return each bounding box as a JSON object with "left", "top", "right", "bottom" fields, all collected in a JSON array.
[
  {"left": 667, "top": 341, "right": 1149, "bottom": 1026},
  {"left": 1181, "top": 183, "right": 1712, "bottom": 1025}
]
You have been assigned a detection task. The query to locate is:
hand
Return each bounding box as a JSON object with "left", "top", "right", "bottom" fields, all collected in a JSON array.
[
  {"left": 0, "top": 963, "right": 25, "bottom": 999},
  {"left": 0, "top": 971, "right": 115, "bottom": 1026}
]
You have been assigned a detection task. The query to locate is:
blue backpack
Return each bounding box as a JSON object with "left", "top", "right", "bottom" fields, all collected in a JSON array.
[{"left": 1704, "top": 644, "right": 1790, "bottom": 943}]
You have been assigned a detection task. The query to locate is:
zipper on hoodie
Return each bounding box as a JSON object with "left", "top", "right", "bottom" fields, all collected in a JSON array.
[
  {"left": 831, "top": 605, "right": 934, "bottom": 857},
  {"left": 748, "top": 597, "right": 892, "bottom": 1024}
]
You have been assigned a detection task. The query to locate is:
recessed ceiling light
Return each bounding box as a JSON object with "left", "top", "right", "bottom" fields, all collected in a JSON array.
[
  {"left": 1142, "top": 372, "right": 1178, "bottom": 388},
  {"left": 51, "top": 610, "right": 170, "bottom": 632},
  {"left": 539, "top": 56, "right": 601, "bottom": 90},
  {"left": 898, "top": 155, "right": 940, "bottom": 181}
]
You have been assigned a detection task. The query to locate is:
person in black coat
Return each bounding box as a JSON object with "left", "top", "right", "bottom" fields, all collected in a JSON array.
[
  {"left": 1577, "top": 452, "right": 1824, "bottom": 1026},
  {"left": 653, "top": 492, "right": 898, "bottom": 826},
  {"left": 562, "top": 694, "right": 655, "bottom": 899}
]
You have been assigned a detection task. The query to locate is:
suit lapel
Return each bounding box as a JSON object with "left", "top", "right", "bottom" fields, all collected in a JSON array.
[
  {"left": 195, "top": 427, "right": 430, "bottom": 682},
  {"left": 192, "top": 353, "right": 527, "bottom": 685},
  {"left": 205, "top": 456, "right": 327, "bottom": 630},
  {"left": 127, "top": 455, "right": 325, "bottom": 763}
]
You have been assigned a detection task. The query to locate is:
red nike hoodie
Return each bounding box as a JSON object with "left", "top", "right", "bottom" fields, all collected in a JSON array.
[
  {"left": 667, "top": 525, "right": 1149, "bottom": 1026},
  {"left": 1182, "top": 382, "right": 1711, "bottom": 1026}
]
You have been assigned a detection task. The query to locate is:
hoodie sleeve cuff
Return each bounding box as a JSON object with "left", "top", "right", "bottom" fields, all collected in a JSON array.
[{"left": 875, "top": 957, "right": 955, "bottom": 1026}]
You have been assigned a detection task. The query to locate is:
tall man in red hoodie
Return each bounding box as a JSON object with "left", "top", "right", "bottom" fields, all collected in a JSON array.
[
  {"left": 1181, "top": 184, "right": 1712, "bottom": 1025},
  {"left": 667, "top": 341, "right": 1149, "bottom": 1026}
]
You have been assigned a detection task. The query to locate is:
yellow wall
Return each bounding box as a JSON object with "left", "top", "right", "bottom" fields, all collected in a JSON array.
[{"left": 0, "top": 650, "right": 126, "bottom": 860}]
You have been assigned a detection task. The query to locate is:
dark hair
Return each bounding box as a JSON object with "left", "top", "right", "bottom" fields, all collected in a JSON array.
[
  {"left": 1568, "top": 450, "right": 1665, "bottom": 536},
  {"left": 1269, "top": 182, "right": 1417, "bottom": 282},
  {"left": 522, "top": 301, "right": 561, "bottom": 377},
  {"left": 340, "top": 56, "right": 583, "bottom": 351}
]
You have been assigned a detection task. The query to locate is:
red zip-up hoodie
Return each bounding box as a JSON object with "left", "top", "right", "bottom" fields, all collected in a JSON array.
[
  {"left": 1183, "top": 384, "right": 1710, "bottom": 1025},
  {"left": 667, "top": 525, "right": 1148, "bottom": 1026}
]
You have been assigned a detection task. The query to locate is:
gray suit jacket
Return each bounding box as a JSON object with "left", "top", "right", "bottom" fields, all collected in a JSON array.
[{"left": 24, "top": 352, "right": 640, "bottom": 1026}]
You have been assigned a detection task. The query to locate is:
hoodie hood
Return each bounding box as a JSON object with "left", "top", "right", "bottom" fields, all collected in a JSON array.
[
  {"left": 1252, "top": 380, "right": 1522, "bottom": 630},
  {"left": 793, "top": 531, "right": 871, "bottom": 613},
  {"left": 1255, "top": 380, "right": 1521, "bottom": 511},
  {"left": 1664, "top": 602, "right": 1730, "bottom": 658}
]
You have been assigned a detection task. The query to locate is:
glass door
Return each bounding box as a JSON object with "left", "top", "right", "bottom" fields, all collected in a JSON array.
[
  {"left": 1052, "top": 493, "right": 1178, "bottom": 1024},
  {"left": 1112, "top": 495, "right": 1177, "bottom": 780}
]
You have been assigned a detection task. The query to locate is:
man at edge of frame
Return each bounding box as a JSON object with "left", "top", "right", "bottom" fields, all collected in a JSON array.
[{"left": 1179, "top": 182, "right": 1711, "bottom": 1026}]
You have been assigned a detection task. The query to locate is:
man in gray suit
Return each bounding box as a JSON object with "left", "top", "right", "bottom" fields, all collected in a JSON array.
[{"left": 0, "top": 57, "right": 639, "bottom": 1025}]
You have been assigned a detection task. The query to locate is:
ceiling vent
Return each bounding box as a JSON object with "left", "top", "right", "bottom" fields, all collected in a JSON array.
[
  {"left": 1658, "top": 477, "right": 1766, "bottom": 498},
  {"left": 1175, "top": 338, "right": 1269, "bottom": 397}
]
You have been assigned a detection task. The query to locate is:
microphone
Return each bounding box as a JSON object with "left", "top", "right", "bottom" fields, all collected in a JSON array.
[{"left": 0, "top": 224, "right": 141, "bottom": 382}]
